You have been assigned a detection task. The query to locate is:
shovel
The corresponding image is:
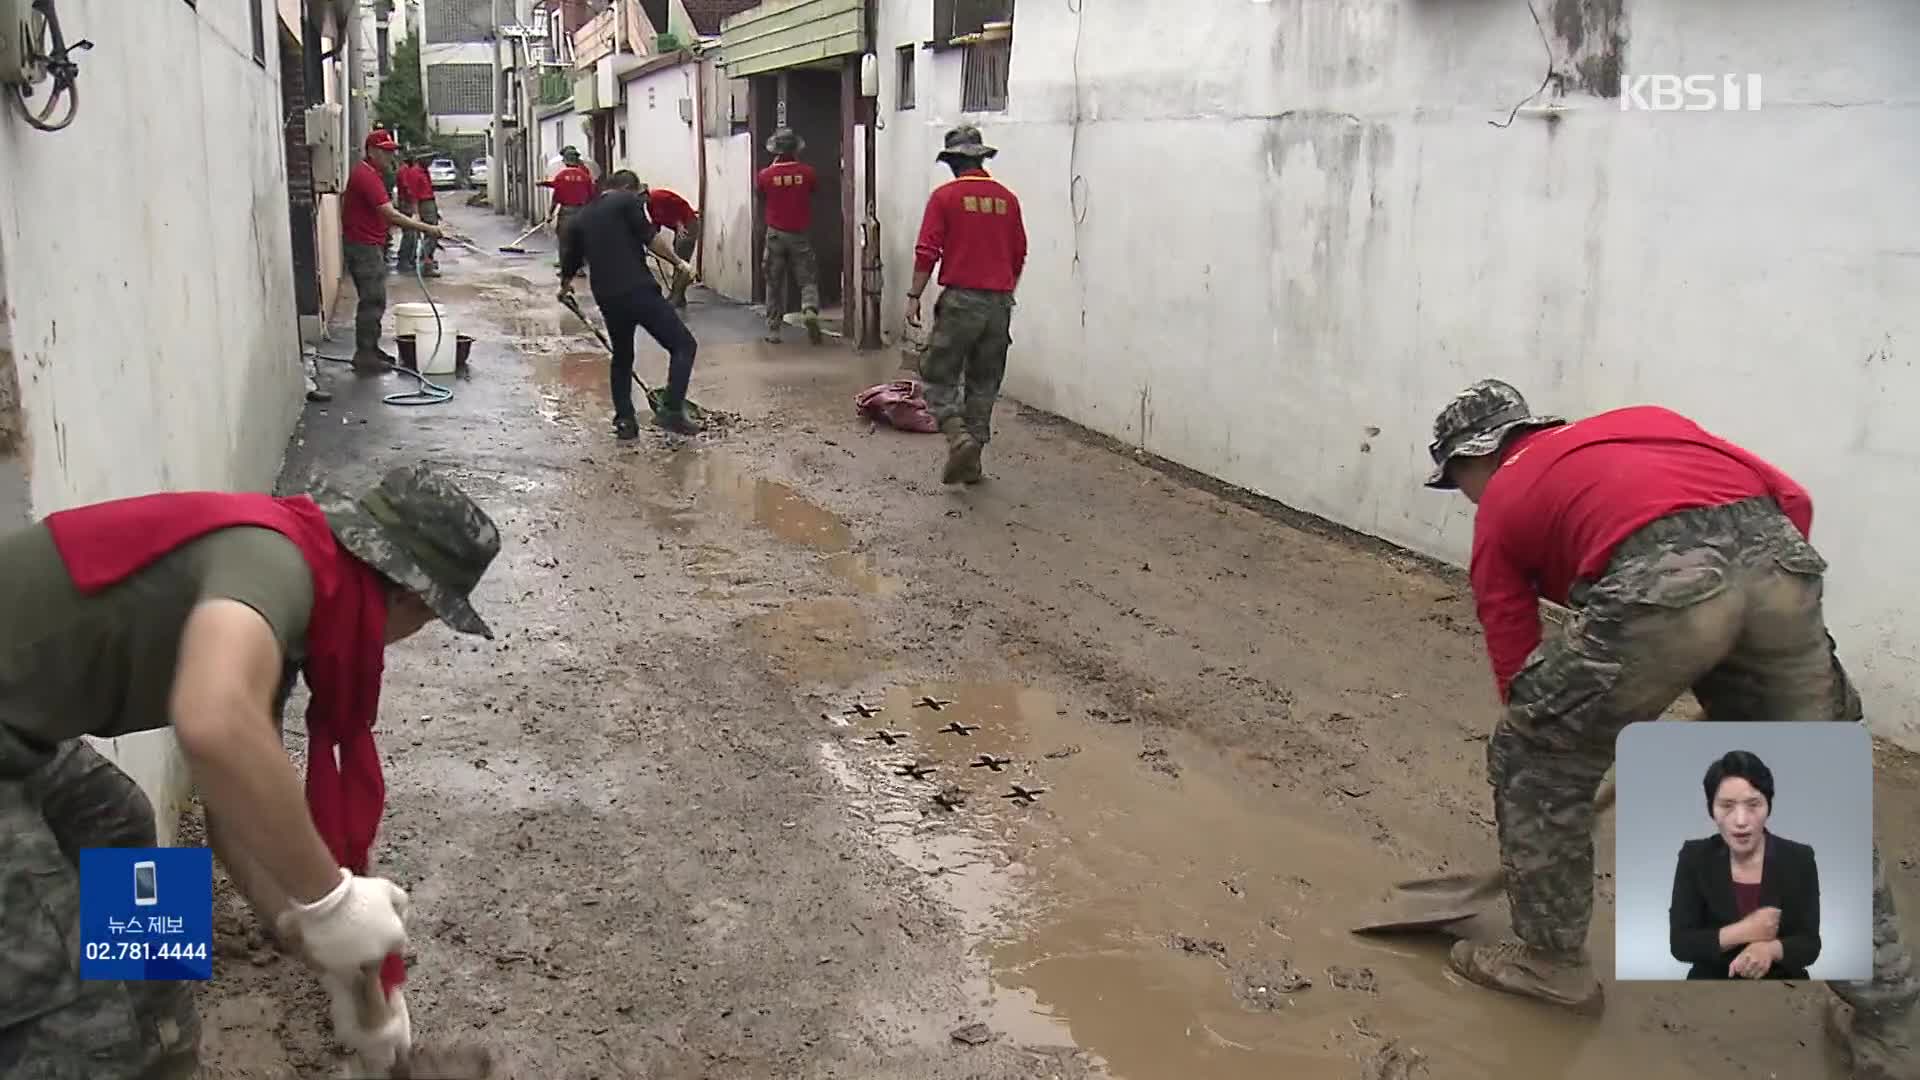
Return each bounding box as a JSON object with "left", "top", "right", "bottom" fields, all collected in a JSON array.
[
  {"left": 1351, "top": 777, "right": 1616, "bottom": 936},
  {"left": 558, "top": 292, "right": 712, "bottom": 423}
]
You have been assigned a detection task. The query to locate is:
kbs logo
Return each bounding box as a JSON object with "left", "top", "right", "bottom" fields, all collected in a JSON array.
[{"left": 1619, "top": 74, "right": 1764, "bottom": 111}]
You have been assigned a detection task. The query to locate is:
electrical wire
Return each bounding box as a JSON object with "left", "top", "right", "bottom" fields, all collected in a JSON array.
[{"left": 1489, "top": 0, "right": 1555, "bottom": 129}]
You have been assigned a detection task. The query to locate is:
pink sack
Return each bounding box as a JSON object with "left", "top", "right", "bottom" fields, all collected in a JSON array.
[{"left": 855, "top": 380, "right": 939, "bottom": 433}]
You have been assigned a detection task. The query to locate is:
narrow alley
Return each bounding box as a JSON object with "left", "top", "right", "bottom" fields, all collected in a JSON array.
[{"left": 190, "top": 205, "right": 1920, "bottom": 1080}]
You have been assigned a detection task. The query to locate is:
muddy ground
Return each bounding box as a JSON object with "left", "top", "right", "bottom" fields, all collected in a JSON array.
[{"left": 198, "top": 207, "right": 1920, "bottom": 1079}]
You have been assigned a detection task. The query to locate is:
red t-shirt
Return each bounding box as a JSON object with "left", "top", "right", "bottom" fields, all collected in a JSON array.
[
  {"left": 545, "top": 165, "right": 595, "bottom": 207},
  {"left": 756, "top": 159, "right": 816, "bottom": 233},
  {"left": 342, "top": 159, "right": 391, "bottom": 246},
  {"left": 913, "top": 170, "right": 1027, "bottom": 293},
  {"left": 398, "top": 164, "right": 435, "bottom": 204},
  {"left": 648, "top": 188, "right": 696, "bottom": 231},
  {"left": 1470, "top": 405, "right": 1814, "bottom": 699}
]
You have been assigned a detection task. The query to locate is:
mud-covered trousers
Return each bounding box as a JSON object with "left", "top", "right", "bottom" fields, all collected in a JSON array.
[
  {"left": 0, "top": 735, "right": 200, "bottom": 1079},
  {"left": 921, "top": 287, "right": 1014, "bottom": 445},
  {"left": 1493, "top": 496, "right": 1918, "bottom": 1020}
]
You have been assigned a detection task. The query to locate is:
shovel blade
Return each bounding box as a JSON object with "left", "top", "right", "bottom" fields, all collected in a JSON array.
[{"left": 1350, "top": 870, "right": 1505, "bottom": 936}]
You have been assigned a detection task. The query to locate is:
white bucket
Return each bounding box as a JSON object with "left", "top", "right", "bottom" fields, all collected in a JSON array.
[{"left": 392, "top": 302, "right": 458, "bottom": 375}]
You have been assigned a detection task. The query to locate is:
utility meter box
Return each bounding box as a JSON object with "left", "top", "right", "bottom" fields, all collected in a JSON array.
[
  {"left": 0, "top": 0, "right": 48, "bottom": 87},
  {"left": 304, "top": 103, "right": 346, "bottom": 194}
]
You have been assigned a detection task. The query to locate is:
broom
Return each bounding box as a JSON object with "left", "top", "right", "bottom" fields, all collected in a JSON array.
[
  {"left": 557, "top": 292, "right": 710, "bottom": 423},
  {"left": 498, "top": 220, "right": 545, "bottom": 254}
]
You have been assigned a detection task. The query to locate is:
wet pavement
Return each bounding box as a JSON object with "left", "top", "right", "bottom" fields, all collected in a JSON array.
[{"left": 198, "top": 205, "right": 1920, "bottom": 1079}]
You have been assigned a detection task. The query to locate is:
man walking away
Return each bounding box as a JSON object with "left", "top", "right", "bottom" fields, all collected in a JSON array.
[
  {"left": 754, "top": 128, "right": 822, "bottom": 345},
  {"left": 906, "top": 125, "right": 1027, "bottom": 486},
  {"left": 0, "top": 463, "right": 501, "bottom": 1078},
  {"left": 1427, "top": 379, "right": 1917, "bottom": 1078},
  {"left": 558, "top": 170, "right": 703, "bottom": 440},
  {"left": 394, "top": 150, "right": 442, "bottom": 277},
  {"left": 543, "top": 146, "right": 597, "bottom": 263},
  {"left": 646, "top": 185, "right": 701, "bottom": 310},
  {"left": 343, "top": 129, "right": 453, "bottom": 375}
]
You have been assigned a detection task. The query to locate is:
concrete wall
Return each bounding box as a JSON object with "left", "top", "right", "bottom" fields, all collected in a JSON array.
[
  {"left": 864, "top": 0, "right": 1920, "bottom": 748},
  {"left": 0, "top": 0, "right": 306, "bottom": 838},
  {"left": 623, "top": 61, "right": 703, "bottom": 195},
  {"left": 701, "top": 130, "right": 756, "bottom": 301}
]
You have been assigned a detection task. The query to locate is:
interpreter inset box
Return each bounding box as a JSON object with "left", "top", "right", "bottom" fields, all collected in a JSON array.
[
  {"left": 78, "top": 847, "right": 214, "bottom": 981},
  {"left": 1613, "top": 721, "right": 1872, "bottom": 982}
]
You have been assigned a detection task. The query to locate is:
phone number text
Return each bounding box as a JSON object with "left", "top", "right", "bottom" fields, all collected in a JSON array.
[{"left": 83, "top": 941, "right": 209, "bottom": 962}]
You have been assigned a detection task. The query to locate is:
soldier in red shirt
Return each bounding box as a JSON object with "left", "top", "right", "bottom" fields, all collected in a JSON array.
[
  {"left": 754, "top": 128, "right": 822, "bottom": 344},
  {"left": 542, "top": 146, "right": 598, "bottom": 267},
  {"left": 646, "top": 186, "right": 701, "bottom": 309},
  {"left": 1427, "top": 380, "right": 1917, "bottom": 1075},
  {"left": 906, "top": 126, "right": 1027, "bottom": 485},
  {"left": 341, "top": 130, "right": 452, "bottom": 374},
  {"left": 394, "top": 150, "right": 441, "bottom": 277}
]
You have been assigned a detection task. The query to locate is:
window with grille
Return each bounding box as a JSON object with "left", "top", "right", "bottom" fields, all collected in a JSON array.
[
  {"left": 428, "top": 63, "right": 494, "bottom": 115},
  {"left": 960, "top": 38, "right": 1009, "bottom": 112},
  {"left": 426, "top": 0, "right": 493, "bottom": 43},
  {"left": 933, "top": 0, "right": 1012, "bottom": 45},
  {"left": 896, "top": 46, "right": 915, "bottom": 111}
]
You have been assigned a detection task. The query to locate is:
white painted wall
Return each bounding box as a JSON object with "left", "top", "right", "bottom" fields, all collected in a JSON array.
[
  {"left": 701, "top": 131, "right": 756, "bottom": 301},
  {"left": 0, "top": 0, "right": 305, "bottom": 839},
  {"left": 622, "top": 61, "right": 702, "bottom": 196},
  {"left": 866, "top": 0, "right": 1920, "bottom": 748}
]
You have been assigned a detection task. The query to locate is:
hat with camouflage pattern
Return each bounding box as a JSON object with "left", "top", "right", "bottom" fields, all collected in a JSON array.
[
  {"left": 310, "top": 464, "right": 501, "bottom": 638},
  {"left": 936, "top": 124, "right": 997, "bottom": 162},
  {"left": 766, "top": 127, "right": 804, "bottom": 155},
  {"left": 1424, "top": 378, "right": 1567, "bottom": 490}
]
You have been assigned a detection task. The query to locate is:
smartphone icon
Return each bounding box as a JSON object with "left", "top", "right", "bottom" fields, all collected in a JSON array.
[{"left": 133, "top": 861, "right": 158, "bottom": 907}]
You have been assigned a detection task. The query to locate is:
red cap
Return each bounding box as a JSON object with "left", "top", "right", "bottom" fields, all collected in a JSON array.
[{"left": 366, "top": 129, "right": 399, "bottom": 152}]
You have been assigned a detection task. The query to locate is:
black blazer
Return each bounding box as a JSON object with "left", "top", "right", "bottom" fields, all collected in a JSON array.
[{"left": 1669, "top": 832, "right": 1820, "bottom": 980}]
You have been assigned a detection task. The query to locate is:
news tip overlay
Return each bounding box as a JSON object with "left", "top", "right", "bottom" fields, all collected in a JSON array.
[
  {"left": 1613, "top": 721, "right": 1873, "bottom": 983},
  {"left": 78, "top": 847, "right": 214, "bottom": 981}
]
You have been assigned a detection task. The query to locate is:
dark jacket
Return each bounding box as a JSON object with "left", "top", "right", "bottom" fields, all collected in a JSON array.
[
  {"left": 558, "top": 190, "right": 661, "bottom": 303},
  {"left": 1669, "top": 832, "right": 1820, "bottom": 980}
]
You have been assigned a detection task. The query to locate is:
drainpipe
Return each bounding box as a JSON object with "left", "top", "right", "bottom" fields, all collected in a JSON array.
[
  {"left": 691, "top": 48, "right": 709, "bottom": 279},
  {"left": 859, "top": 0, "right": 882, "bottom": 349}
]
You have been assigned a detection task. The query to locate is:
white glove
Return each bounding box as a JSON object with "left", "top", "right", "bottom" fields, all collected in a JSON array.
[
  {"left": 322, "top": 973, "right": 413, "bottom": 1073},
  {"left": 276, "top": 869, "right": 410, "bottom": 978}
]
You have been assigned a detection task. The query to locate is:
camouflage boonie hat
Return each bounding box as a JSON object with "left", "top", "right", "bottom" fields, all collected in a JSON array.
[
  {"left": 561, "top": 145, "right": 582, "bottom": 161},
  {"left": 1425, "top": 378, "right": 1566, "bottom": 490},
  {"left": 936, "top": 124, "right": 997, "bottom": 162},
  {"left": 766, "top": 127, "right": 804, "bottom": 155},
  {"left": 310, "top": 464, "right": 501, "bottom": 638}
]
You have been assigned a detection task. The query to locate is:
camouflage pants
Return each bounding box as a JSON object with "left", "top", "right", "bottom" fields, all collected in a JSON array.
[
  {"left": 397, "top": 199, "right": 440, "bottom": 270},
  {"left": 0, "top": 735, "right": 200, "bottom": 1079},
  {"left": 921, "top": 288, "right": 1014, "bottom": 445},
  {"left": 1492, "top": 497, "right": 1917, "bottom": 1017},
  {"left": 763, "top": 228, "right": 819, "bottom": 331}
]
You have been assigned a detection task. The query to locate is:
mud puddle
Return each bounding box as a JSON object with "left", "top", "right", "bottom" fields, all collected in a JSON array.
[{"left": 820, "top": 684, "right": 1761, "bottom": 1080}]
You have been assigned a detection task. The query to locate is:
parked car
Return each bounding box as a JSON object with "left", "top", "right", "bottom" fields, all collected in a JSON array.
[
  {"left": 467, "top": 155, "right": 491, "bottom": 187},
  {"left": 428, "top": 158, "right": 459, "bottom": 190}
]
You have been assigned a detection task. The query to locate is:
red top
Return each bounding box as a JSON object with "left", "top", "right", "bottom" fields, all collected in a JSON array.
[
  {"left": 342, "top": 159, "right": 392, "bottom": 247},
  {"left": 397, "top": 163, "right": 435, "bottom": 204},
  {"left": 1733, "top": 881, "right": 1764, "bottom": 918},
  {"left": 1470, "top": 406, "right": 1813, "bottom": 699},
  {"left": 913, "top": 170, "right": 1028, "bottom": 293},
  {"left": 648, "top": 187, "right": 696, "bottom": 230},
  {"left": 45, "top": 491, "right": 406, "bottom": 997},
  {"left": 543, "top": 165, "right": 596, "bottom": 207},
  {"left": 756, "top": 159, "right": 817, "bottom": 233}
]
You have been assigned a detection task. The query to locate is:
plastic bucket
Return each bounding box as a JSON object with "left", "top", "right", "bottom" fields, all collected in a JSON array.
[
  {"left": 392, "top": 302, "right": 457, "bottom": 375},
  {"left": 395, "top": 335, "right": 419, "bottom": 371}
]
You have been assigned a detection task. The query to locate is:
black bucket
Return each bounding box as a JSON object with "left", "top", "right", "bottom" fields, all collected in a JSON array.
[
  {"left": 395, "top": 334, "right": 419, "bottom": 371},
  {"left": 454, "top": 334, "right": 475, "bottom": 377}
]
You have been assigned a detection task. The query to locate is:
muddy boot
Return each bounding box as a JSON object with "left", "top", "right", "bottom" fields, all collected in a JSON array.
[
  {"left": 1447, "top": 938, "right": 1603, "bottom": 1014},
  {"left": 804, "top": 307, "right": 823, "bottom": 345},
  {"left": 612, "top": 414, "right": 640, "bottom": 441},
  {"left": 940, "top": 420, "right": 982, "bottom": 486},
  {"left": 351, "top": 348, "right": 390, "bottom": 376},
  {"left": 653, "top": 407, "right": 706, "bottom": 437},
  {"left": 1828, "top": 998, "right": 1919, "bottom": 1080}
]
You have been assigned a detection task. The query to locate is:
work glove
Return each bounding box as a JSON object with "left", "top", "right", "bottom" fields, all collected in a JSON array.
[
  {"left": 276, "top": 869, "right": 410, "bottom": 979},
  {"left": 322, "top": 971, "right": 414, "bottom": 1073}
]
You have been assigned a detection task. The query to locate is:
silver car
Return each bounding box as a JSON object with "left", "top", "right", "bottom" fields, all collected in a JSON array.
[
  {"left": 428, "top": 158, "right": 459, "bottom": 190},
  {"left": 467, "top": 156, "right": 491, "bottom": 187}
]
